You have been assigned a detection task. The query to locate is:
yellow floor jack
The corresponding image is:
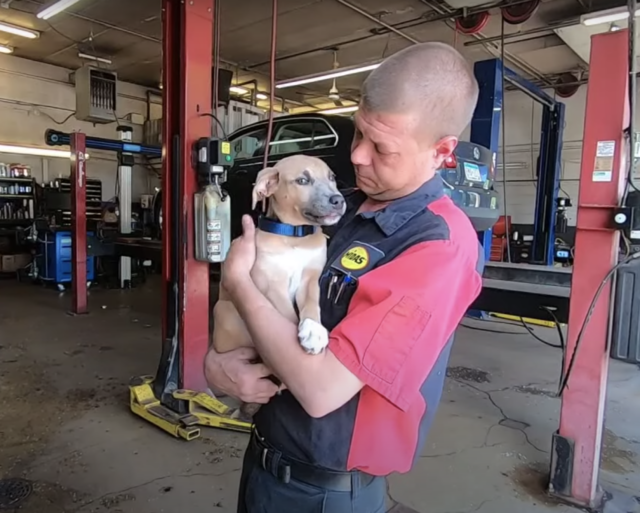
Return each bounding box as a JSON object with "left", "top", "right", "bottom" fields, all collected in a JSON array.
[
  {"left": 129, "top": 136, "right": 252, "bottom": 440},
  {"left": 129, "top": 376, "right": 251, "bottom": 440}
]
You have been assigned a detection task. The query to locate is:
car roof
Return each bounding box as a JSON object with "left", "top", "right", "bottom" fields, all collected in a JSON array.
[{"left": 229, "top": 112, "right": 354, "bottom": 139}]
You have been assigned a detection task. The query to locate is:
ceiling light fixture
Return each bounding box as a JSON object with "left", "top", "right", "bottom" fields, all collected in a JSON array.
[
  {"left": 0, "top": 21, "right": 40, "bottom": 39},
  {"left": 229, "top": 86, "right": 248, "bottom": 95},
  {"left": 580, "top": 6, "right": 639, "bottom": 26},
  {"left": 37, "top": 0, "right": 83, "bottom": 20},
  {"left": 78, "top": 52, "right": 112, "bottom": 65},
  {"left": 0, "top": 44, "right": 13, "bottom": 54},
  {"left": 318, "top": 105, "right": 359, "bottom": 115},
  {"left": 276, "top": 62, "right": 380, "bottom": 89},
  {"left": 0, "top": 143, "right": 89, "bottom": 159},
  {"left": 229, "top": 86, "right": 270, "bottom": 101}
]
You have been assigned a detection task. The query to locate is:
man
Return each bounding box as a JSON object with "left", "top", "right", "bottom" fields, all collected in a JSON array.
[{"left": 205, "top": 42, "right": 484, "bottom": 513}]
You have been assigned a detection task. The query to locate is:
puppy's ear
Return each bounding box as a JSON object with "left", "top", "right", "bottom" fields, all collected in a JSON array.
[{"left": 252, "top": 167, "right": 279, "bottom": 210}]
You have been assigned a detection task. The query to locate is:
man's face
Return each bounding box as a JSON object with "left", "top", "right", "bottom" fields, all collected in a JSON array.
[{"left": 350, "top": 108, "right": 458, "bottom": 200}]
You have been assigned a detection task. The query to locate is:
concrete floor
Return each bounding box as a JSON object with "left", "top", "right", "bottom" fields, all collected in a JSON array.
[{"left": 1, "top": 279, "right": 639, "bottom": 513}]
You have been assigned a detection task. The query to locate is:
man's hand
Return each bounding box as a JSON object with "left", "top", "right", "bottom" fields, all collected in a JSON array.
[
  {"left": 221, "top": 215, "right": 257, "bottom": 295},
  {"left": 204, "top": 346, "right": 280, "bottom": 404}
]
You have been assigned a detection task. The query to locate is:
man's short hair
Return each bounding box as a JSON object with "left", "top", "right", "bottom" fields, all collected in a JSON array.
[{"left": 360, "top": 42, "right": 479, "bottom": 140}]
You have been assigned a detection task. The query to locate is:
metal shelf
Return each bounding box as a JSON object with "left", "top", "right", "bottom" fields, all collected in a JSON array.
[
  {"left": 0, "top": 177, "right": 33, "bottom": 183},
  {"left": 0, "top": 218, "right": 31, "bottom": 224},
  {"left": 0, "top": 194, "right": 32, "bottom": 199}
]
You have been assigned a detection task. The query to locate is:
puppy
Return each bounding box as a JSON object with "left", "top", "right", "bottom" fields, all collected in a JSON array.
[{"left": 212, "top": 155, "right": 346, "bottom": 418}]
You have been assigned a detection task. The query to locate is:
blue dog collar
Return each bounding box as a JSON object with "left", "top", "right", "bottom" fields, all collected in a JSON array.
[{"left": 257, "top": 216, "right": 317, "bottom": 237}]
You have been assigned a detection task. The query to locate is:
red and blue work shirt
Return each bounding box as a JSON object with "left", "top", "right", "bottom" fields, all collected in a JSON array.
[{"left": 254, "top": 174, "right": 484, "bottom": 476}]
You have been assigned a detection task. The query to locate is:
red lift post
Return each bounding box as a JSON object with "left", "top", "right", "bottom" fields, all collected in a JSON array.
[
  {"left": 161, "top": 0, "right": 213, "bottom": 392},
  {"left": 70, "top": 132, "right": 88, "bottom": 315},
  {"left": 550, "top": 30, "right": 629, "bottom": 508}
]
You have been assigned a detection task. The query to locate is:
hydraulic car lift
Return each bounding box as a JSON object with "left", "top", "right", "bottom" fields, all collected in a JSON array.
[
  {"left": 127, "top": 0, "right": 252, "bottom": 438},
  {"left": 45, "top": 129, "right": 162, "bottom": 310},
  {"left": 472, "top": 58, "right": 565, "bottom": 266},
  {"left": 548, "top": 29, "right": 631, "bottom": 509}
]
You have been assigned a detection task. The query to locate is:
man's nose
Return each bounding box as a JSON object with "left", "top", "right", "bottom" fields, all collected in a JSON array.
[
  {"left": 329, "top": 194, "right": 345, "bottom": 208},
  {"left": 351, "top": 141, "right": 371, "bottom": 167}
]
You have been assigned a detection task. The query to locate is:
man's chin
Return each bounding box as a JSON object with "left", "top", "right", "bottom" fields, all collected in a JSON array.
[{"left": 355, "top": 177, "right": 378, "bottom": 194}]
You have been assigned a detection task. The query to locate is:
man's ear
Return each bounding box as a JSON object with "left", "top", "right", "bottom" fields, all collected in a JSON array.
[
  {"left": 433, "top": 136, "right": 459, "bottom": 169},
  {"left": 252, "top": 167, "right": 279, "bottom": 210}
]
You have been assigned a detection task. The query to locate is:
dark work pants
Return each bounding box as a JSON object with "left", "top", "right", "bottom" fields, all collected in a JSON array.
[{"left": 236, "top": 438, "right": 386, "bottom": 513}]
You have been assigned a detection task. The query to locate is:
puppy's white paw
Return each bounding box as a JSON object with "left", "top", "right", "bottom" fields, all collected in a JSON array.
[{"left": 298, "top": 318, "right": 329, "bottom": 355}]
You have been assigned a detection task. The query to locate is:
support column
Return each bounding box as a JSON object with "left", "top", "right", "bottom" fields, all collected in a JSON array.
[
  {"left": 118, "top": 125, "right": 133, "bottom": 288},
  {"left": 158, "top": 0, "right": 213, "bottom": 397},
  {"left": 70, "top": 132, "right": 87, "bottom": 315},
  {"left": 549, "top": 30, "right": 629, "bottom": 508},
  {"left": 471, "top": 58, "right": 503, "bottom": 263}
]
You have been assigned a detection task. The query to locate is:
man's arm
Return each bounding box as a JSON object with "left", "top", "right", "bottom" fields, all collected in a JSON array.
[
  {"left": 229, "top": 277, "right": 362, "bottom": 418},
  {"left": 228, "top": 238, "right": 482, "bottom": 418}
]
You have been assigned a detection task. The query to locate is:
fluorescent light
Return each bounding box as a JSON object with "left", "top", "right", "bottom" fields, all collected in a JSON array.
[
  {"left": 0, "top": 44, "right": 13, "bottom": 54},
  {"left": 0, "top": 22, "right": 39, "bottom": 39},
  {"left": 0, "top": 144, "right": 89, "bottom": 159},
  {"left": 230, "top": 86, "right": 269, "bottom": 101},
  {"left": 78, "top": 52, "right": 112, "bottom": 65},
  {"left": 276, "top": 62, "right": 380, "bottom": 89},
  {"left": 37, "top": 0, "right": 83, "bottom": 20},
  {"left": 580, "top": 7, "right": 639, "bottom": 26},
  {"left": 318, "top": 105, "right": 359, "bottom": 115}
]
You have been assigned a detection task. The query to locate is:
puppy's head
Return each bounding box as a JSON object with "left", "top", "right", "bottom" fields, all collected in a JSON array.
[{"left": 252, "top": 155, "right": 346, "bottom": 227}]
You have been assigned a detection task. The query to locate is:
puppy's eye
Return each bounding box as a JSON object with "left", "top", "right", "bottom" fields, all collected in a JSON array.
[
  {"left": 329, "top": 174, "right": 336, "bottom": 182},
  {"left": 296, "top": 177, "right": 310, "bottom": 185}
]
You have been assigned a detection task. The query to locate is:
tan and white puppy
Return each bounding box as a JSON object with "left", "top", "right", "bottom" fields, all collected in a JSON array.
[{"left": 212, "top": 155, "right": 346, "bottom": 413}]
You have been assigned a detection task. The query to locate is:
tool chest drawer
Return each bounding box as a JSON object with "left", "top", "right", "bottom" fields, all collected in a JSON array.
[{"left": 36, "top": 231, "right": 95, "bottom": 284}]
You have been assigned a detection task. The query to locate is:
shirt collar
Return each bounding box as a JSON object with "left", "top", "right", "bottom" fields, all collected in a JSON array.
[{"left": 357, "top": 175, "right": 445, "bottom": 237}]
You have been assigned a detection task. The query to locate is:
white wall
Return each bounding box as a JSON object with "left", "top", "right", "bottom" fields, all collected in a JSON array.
[{"left": 0, "top": 54, "right": 162, "bottom": 201}]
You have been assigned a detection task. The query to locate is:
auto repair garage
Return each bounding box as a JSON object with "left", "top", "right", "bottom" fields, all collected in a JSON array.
[{"left": 1, "top": 0, "right": 639, "bottom": 511}]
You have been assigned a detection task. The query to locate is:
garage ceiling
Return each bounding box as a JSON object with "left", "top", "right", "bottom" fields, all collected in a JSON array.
[{"left": 0, "top": 0, "right": 630, "bottom": 111}]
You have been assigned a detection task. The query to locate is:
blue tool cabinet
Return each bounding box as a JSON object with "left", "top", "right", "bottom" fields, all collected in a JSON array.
[{"left": 37, "top": 231, "right": 95, "bottom": 285}]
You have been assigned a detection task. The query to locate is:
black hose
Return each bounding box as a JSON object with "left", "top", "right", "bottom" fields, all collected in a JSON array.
[
  {"left": 624, "top": 0, "right": 640, "bottom": 203},
  {"left": 500, "top": 15, "right": 512, "bottom": 262}
]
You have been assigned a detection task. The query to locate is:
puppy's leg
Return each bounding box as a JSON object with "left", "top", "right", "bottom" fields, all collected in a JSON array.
[{"left": 296, "top": 270, "right": 329, "bottom": 355}]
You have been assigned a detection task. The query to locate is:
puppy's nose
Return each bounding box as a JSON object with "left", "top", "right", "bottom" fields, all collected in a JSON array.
[{"left": 329, "top": 194, "right": 345, "bottom": 208}]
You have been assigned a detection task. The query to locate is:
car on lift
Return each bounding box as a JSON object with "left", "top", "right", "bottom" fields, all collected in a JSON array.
[{"left": 153, "top": 112, "right": 499, "bottom": 239}]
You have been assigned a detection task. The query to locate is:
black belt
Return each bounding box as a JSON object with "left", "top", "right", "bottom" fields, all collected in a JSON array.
[{"left": 249, "top": 429, "right": 376, "bottom": 493}]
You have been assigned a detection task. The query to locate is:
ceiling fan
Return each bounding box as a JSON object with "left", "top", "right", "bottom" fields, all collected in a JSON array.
[{"left": 328, "top": 50, "right": 344, "bottom": 107}]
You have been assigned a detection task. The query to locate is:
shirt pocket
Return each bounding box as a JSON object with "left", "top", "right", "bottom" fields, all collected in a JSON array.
[{"left": 362, "top": 296, "right": 432, "bottom": 385}]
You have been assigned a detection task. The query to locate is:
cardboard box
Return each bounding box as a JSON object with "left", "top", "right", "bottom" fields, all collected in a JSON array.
[{"left": 0, "top": 254, "right": 31, "bottom": 272}]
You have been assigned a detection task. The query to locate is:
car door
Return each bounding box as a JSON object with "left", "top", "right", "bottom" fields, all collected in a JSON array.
[
  {"left": 225, "top": 117, "right": 344, "bottom": 237},
  {"left": 223, "top": 124, "right": 270, "bottom": 238},
  {"left": 268, "top": 116, "right": 345, "bottom": 183}
]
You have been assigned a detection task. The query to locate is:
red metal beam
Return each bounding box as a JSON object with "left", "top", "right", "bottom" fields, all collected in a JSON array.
[
  {"left": 162, "top": 0, "right": 213, "bottom": 391},
  {"left": 550, "top": 30, "right": 629, "bottom": 508},
  {"left": 70, "top": 132, "right": 87, "bottom": 315}
]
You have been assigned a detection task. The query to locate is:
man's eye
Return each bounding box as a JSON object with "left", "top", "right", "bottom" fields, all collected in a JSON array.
[{"left": 296, "top": 177, "right": 310, "bottom": 185}]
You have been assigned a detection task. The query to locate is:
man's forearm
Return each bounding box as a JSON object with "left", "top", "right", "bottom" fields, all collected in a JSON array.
[{"left": 230, "top": 277, "right": 329, "bottom": 407}]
